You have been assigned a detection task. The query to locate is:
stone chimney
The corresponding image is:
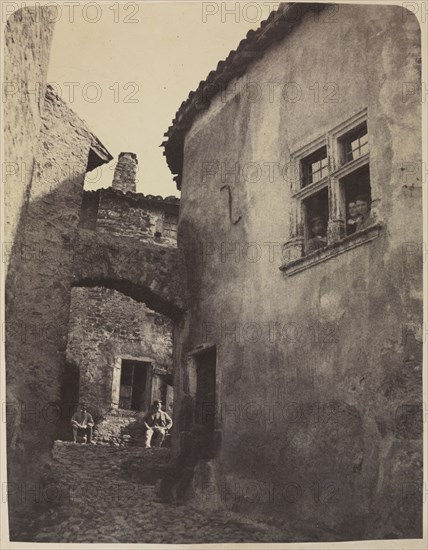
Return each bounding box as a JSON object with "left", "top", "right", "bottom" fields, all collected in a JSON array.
[{"left": 112, "top": 152, "right": 138, "bottom": 193}]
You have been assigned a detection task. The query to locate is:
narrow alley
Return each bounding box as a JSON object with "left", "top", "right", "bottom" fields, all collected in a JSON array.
[{"left": 16, "top": 442, "right": 289, "bottom": 544}]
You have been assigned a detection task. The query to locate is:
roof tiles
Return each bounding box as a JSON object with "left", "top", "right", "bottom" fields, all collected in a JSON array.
[{"left": 161, "top": 2, "right": 329, "bottom": 189}]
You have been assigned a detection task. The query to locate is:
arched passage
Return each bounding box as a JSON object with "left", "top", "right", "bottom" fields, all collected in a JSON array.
[
  {"left": 66, "top": 282, "right": 177, "bottom": 439},
  {"left": 68, "top": 228, "right": 186, "bottom": 440},
  {"left": 72, "top": 228, "right": 186, "bottom": 320}
]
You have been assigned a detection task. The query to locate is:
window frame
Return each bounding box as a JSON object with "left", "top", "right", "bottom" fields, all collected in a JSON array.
[
  {"left": 340, "top": 122, "right": 369, "bottom": 165},
  {"left": 163, "top": 212, "right": 178, "bottom": 239},
  {"left": 301, "top": 145, "right": 329, "bottom": 187},
  {"left": 283, "top": 107, "right": 381, "bottom": 273}
]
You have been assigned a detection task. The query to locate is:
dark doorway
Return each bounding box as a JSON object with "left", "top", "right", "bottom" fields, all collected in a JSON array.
[
  {"left": 58, "top": 360, "right": 80, "bottom": 440},
  {"left": 119, "top": 359, "right": 150, "bottom": 411},
  {"left": 195, "top": 347, "right": 217, "bottom": 454}
]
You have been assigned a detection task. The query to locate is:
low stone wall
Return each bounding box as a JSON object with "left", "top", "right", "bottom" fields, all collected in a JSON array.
[{"left": 93, "top": 411, "right": 142, "bottom": 444}]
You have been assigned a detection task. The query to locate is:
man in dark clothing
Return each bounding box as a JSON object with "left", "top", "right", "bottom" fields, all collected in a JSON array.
[
  {"left": 355, "top": 194, "right": 373, "bottom": 230},
  {"left": 71, "top": 403, "right": 94, "bottom": 444},
  {"left": 143, "top": 400, "right": 173, "bottom": 448},
  {"left": 306, "top": 215, "right": 327, "bottom": 253}
]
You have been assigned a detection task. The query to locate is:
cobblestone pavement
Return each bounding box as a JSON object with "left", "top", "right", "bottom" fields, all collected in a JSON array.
[{"left": 16, "top": 441, "right": 289, "bottom": 544}]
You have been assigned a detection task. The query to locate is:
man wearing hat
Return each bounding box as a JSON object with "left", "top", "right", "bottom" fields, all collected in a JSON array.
[
  {"left": 71, "top": 403, "right": 94, "bottom": 444},
  {"left": 143, "top": 400, "right": 173, "bottom": 448},
  {"left": 306, "top": 215, "right": 327, "bottom": 253}
]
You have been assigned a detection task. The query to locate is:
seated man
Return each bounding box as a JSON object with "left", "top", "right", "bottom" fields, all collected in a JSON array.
[
  {"left": 306, "top": 215, "right": 327, "bottom": 253},
  {"left": 71, "top": 403, "right": 94, "bottom": 444},
  {"left": 143, "top": 400, "right": 173, "bottom": 449}
]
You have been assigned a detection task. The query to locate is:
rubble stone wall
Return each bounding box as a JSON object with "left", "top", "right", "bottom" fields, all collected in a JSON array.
[
  {"left": 112, "top": 152, "right": 138, "bottom": 193},
  {"left": 3, "top": 6, "right": 56, "bottom": 272},
  {"left": 67, "top": 286, "right": 174, "bottom": 420},
  {"left": 96, "top": 189, "right": 179, "bottom": 248},
  {"left": 5, "top": 86, "right": 111, "bottom": 531}
]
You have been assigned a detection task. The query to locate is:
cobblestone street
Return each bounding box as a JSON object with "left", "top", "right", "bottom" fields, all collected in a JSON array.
[{"left": 15, "top": 442, "right": 289, "bottom": 544}]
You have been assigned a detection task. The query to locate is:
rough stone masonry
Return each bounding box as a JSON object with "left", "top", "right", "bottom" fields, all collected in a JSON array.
[{"left": 4, "top": 6, "right": 185, "bottom": 539}]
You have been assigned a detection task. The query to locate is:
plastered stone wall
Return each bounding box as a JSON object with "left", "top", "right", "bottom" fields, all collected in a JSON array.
[
  {"left": 3, "top": 6, "right": 56, "bottom": 275},
  {"left": 67, "top": 286, "right": 173, "bottom": 419},
  {"left": 5, "top": 85, "right": 111, "bottom": 532},
  {"left": 175, "top": 4, "right": 422, "bottom": 540}
]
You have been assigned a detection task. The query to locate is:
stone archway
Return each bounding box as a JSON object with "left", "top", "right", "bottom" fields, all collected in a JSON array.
[
  {"left": 67, "top": 229, "right": 186, "bottom": 443},
  {"left": 72, "top": 228, "right": 186, "bottom": 319}
]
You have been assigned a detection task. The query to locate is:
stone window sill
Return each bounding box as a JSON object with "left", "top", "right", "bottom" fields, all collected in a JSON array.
[{"left": 280, "top": 224, "right": 383, "bottom": 276}]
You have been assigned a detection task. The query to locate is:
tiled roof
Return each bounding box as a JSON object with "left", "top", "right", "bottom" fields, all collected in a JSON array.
[
  {"left": 161, "top": 2, "right": 328, "bottom": 189},
  {"left": 45, "top": 85, "right": 113, "bottom": 169},
  {"left": 83, "top": 187, "right": 180, "bottom": 207}
]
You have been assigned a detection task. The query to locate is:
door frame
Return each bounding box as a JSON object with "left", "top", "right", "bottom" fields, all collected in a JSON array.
[
  {"left": 186, "top": 343, "right": 219, "bottom": 430},
  {"left": 111, "top": 354, "right": 154, "bottom": 411}
]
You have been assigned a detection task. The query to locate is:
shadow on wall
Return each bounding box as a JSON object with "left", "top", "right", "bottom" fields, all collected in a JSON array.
[
  {"left": 5, "top": 172, "right": 90, "bottom": 536},
  {"left": 5, "top": 170, "right": 184, "bottom": 538},
  {"left": 56, "top": 360, "right": 80, "bottom": 441}
]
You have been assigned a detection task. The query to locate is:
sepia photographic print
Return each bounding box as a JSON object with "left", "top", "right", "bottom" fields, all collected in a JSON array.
[{"left": 1, "top": 0, "right": 427, "bottom": 547}]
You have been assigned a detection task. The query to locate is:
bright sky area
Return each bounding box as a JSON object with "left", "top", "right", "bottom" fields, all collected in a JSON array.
[{"left": 47, "top": 1, "right": 277, "bottom": 197}]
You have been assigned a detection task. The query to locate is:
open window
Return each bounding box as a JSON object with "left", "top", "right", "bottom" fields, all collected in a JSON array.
[
  {"left": 281, "top": 109, "right": 382, "bottom": 275},
  {"left": 283, "top": 108, "right": 377, "bottom": 271},
  {"left": 340, "top": 164, "right": 371, "bottom": 236},
  {"left": 302, "top": 187, "right": 329, "bottom": 253},
  {"left": 118, "top": 359, "right": 151, "bottom": 411}
]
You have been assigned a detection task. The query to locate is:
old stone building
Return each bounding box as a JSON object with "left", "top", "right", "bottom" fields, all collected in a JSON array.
[
  {"left": 3, "top": 1, "right": 424, "bottom": 545},
  {"left": 68, "top": 153, "right": 179, "bottom": 440},
  {"left": 4, "top": 5, "right": 184, "bottom": 536},
  {"left": 5, "top": 8, "right": 113, "bottom": 525},
  {"left": 162, "top": 2, "right": 423, "bottom": 541}
]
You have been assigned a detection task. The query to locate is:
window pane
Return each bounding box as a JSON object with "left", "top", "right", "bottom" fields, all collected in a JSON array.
[
  {"left": 351, "top": 137, "right": 360, "bottom": 152},
  {"left": 342, "top": 124, "right": 368, "bottom": 164},
  {"left": 163, "top": 213, "right": 178, "bottom": 238},
  {"left": 360, "top": 132, "right": 368, "bottom": 146},
  {"left": 302, "top": 147, "right": 327, "bottom": 187}
]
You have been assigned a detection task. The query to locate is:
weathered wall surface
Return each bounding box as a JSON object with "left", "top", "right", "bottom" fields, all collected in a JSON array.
[
  {"left": 3, "top": 6, "right": 56, "bottom": 275},
  {"left": 176, "top": 5, "right": 422, "bottom": 540},
  {"left": 72, "top": 228, "right": 186, "bottom": 317},
  {"left": 112, "top": 152, "right": 138, "bottom": 193},
  {"left": 96, "top": 189, "right": 179, "bottom": 248},
  {"left": 72, "top": 184, "right": 180, "bottom": 444},
  {"left": 67, "top": 286, "right": 173, "bottom": 419},
  {"left": 5, "top": 86, "right": 111, "bottom": 532}
]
